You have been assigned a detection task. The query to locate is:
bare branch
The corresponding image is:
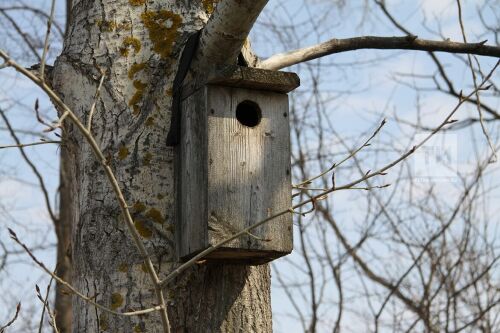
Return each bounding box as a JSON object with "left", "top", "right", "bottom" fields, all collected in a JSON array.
[
  {"left": 374, "top": 0, "right": 500, "bottom": 120},
  {"left": 65, "top": 0, "right": 72, "bottom": 36},
  {"left": 0, "top": 140, "right": 60, "bottom": 149},
  {"left": 0, "top": 50, "right": 171, "bottom": 332},
  {"left": 8, "top": 229, "right": 163, "bottom": 318},
  {"left": 0, "top": 109, "right": 58, "bottom": 223},
  {"left": 294, "top": 118, "right": 386, "bottom": 188},
  {"left": 0, "top": 10, "right": 41, "bottom": 61},
  {"left": 259, "top": 36, "right": 500, "bottom": 70},
  {"left": 40, "top": 0, "right": 56, "bottom": 81},
  {"left": 87, "top": 69, "right": 105, "bottom": 131},
  {"left": 194, "top": 0, "right": 268, "bottom": 70},
  {"left": 160, "top": 60, "right": 498, "bottom": 288},
  {"left": 0, "top": 303, "right": 21, "bottom": 333},
  {"left": 37, "top": 275, "right": 56, "bottom": 333},
  {"left": 0, "top": 6, "right": 64, "bottom": 37},
  {"left": 456, "top": 0, "right": 497, "bottom": 162}
]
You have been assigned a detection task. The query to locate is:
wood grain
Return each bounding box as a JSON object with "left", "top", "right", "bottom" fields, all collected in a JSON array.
[
  {"left": 208, "top": 65, "right": 300, "bottom": 93},
  {"left": 177, "top": 83, "right": 294, "bottom": 263},
  {"left": 207, "top": 86, "right": 292, "bottom": 256}
]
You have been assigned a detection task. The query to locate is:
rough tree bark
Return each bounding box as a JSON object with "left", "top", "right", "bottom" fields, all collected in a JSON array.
[{"left": 52, "top": 0, "right": 272, "bottom": 332}]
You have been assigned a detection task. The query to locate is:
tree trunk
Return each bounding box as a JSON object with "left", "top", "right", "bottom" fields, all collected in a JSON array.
[
  {"left": 52, "top": 1, "right": 272, "bottom": 332},
  {"left": 52, "top": 3, "right": 76, "bottom": 332},
  {"left": 54, "top": 139, "right": 74, "bottom": 333}
]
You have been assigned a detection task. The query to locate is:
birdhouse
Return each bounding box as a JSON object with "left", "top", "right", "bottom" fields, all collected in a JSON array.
[{"left": 177, "top": 65, "right": 299, "bottom": 264}]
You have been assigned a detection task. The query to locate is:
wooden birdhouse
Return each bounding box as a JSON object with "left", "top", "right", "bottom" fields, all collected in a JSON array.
[{"left": 177, "top": 65, "right": 300, "bottom": 264}]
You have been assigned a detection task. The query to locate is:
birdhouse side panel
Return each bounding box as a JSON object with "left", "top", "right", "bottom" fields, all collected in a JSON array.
[
  {"left": 206, "top": 85, "right": 293, "bottom": 256},
  {"left": 177, "top": 88, "right": 209, "bottom": 260}
]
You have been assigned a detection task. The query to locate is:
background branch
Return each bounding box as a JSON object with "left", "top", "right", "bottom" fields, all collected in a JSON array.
[
  {"left": 194, "top": 0, "right": 268, "bottom": 71},
  {"left": 260, "top": 36, "right": 500, "bottom": 70}
]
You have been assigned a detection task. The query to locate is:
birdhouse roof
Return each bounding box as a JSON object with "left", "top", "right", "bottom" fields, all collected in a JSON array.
[{"left": 207, "top": 65, "right": 300, "bottom": 93}]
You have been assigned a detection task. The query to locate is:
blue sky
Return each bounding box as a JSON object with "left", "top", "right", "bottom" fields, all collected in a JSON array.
[
  {"left": 252, "top": 1, "right": 500, "bottom": 331},
  {"left": 1, "top": 0, "right": 499, "bottom": 332}
]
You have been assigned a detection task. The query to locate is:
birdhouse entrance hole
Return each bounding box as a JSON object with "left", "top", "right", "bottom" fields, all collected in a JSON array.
[
  {"left": 236, "top": 100, "right": 262, "bottom": 127},
  {"left": 177, "top": 65, "right": 300, "bottom": 264}
]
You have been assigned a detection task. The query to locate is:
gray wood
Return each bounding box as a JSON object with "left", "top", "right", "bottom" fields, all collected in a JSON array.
[
  {"left": 178, "top": 67, "right": 296, "bottom": 263},
  {"left": 177, "top": 88, "right": 208, "bottom": 258},
  {"left": 208, "top": 65, "right": 300, "bottom": 93},
  {"left": 206, "top": 86, "right": 292, "bottom": 256},
  {"left": 181, "top": 65, "right": 301, "bottom": 99}
]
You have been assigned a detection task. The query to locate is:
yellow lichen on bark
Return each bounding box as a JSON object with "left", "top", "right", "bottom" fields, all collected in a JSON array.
[
  {"left": 129, "top": 80, "right": 147, "bottom": 115},
  {"left": 96, "top": 19, "right": 116, "bottom": 32},
  {"left": 129, "top": 0, "right": 146, "bottom": 5},
  {"left": 128, "top": 62, "right": 147, "bottom": 79},
  {"left": 127, "top": 63, "right": 148, "bottom": 114},
  {"left": 140, "top": 262, "right": 149, "bottom": 273},
  {"left": 146, "top": 207, "right": 163, "bottom": 224},
  {"left": 202, "top": 0, "right": 220, "bottom": 14},
  {"left": 119, "top": 21, "right": 132, "bottom": 31},
  {"left": 120, "top": 36, "right": 141, "bottom": 57},
  {"left": 141, "top": 10, "right": 182, "bottom": 58},
  {"left": 99, "top": 314, "right": 109, "bottom": 331},
  {"left": 133, "top": 201, "right": 147, "bottom": 213},
  {"left": 134, "top": 220, "right": 152, "bottom": 238},
  {"left": 118, "top": 146, "right": 129, "bottom": 160},
  {"left": 143, "top": 152, "right": 152, "bottom": 166},
  {"left": 145, "top": 117, "right": 155, "bottom": 127},
  {"left": 110, "top": 293, "right": 124, "bottom": 310},
  {"left": 97, "top": 20, "right": 131, "bottom": 32},
  {"left": 132, "top": 202, "right": 164, "bottom": 224},
  {"left": 118, "top": 263, "right": 129, "bottom": 272}
]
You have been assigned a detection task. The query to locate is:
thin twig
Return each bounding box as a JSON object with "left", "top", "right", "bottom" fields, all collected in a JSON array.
[
  {"left": 160, "top": 60, "right": 498, "bottom": 288},
  {"left": 259, "top": 35, "right": 500, "bottom": 70},
  {"left": 0, "top": 50, "right": 171, "bottom": 332},
  {"left": 0, "top": 109, "right": 58, "bottom": 223},
  {"left": 87, "top": 70, "right": 105, "bottom": 131},
  {"left": 294, "top": 118, "right": 386, "bottom": 188},
  {"left": 51, "top": 110, "right": 70, "bottom": 130},
  {"left": 39, "top": 0, "right": 56, "bottom": 81},
  {"left": 0, "top": 126, "right": 52, "bottom": 139},
  {"left": 0, "top": 10, "right": 41, "bottom": 61},
  {"left": 8, "top": 229, "right": 163, "bottom": 317},
  {"left": 456, "top": 0, "right": 497, "bottom": 163},
  {"left": 34, "top": 98, "right": 55, "bottom": 129},
  {"left": 0, "top": 140, "right": 60, "bottom": 149},
  {"left": 0, "top": 303, "right": 21, "bottom": 333},
  {"left": 0, "top": 6, "right": 64, "bottom": 36},
  {"left": 375, "top": 0, "right": 500, "bottom": 122},
  {"left": 37, "top": 273, "right": 55, "bottom": 333}
]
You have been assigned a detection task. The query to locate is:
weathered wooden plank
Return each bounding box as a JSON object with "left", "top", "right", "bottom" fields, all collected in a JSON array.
[
  {"left": 206, "top": 86, "right": 293, "bottom": 258},
  {"left": 177, "top": 88, "right": 208, "bottom": 259},
  {"left": 207, "top": 65, "right": 300, "bottom": 93},
  {"left": 178, "top": 66, "right": 296, "bottom": 263}
]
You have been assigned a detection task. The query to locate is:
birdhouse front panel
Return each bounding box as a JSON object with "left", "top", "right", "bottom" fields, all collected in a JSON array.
[
  {"left": 177, "top": 66, "right": 299, "bottom": 264},
  {"left": 205, "top": 85, "right": 292, "bottom": 260}
]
